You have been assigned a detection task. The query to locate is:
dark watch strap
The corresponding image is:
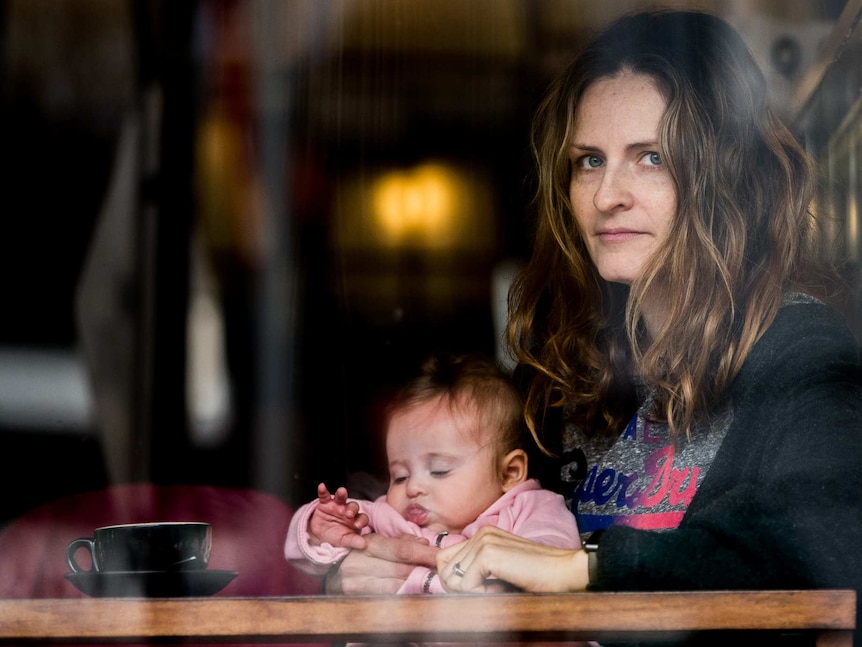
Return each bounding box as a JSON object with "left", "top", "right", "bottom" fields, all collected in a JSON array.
[{"left": 584, "top": 530, "right": 605, "bottom": 585}]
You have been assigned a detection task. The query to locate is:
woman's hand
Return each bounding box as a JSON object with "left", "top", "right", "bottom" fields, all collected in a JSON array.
[
  {"left": 325, "top": 533, "right": 438, "bottom": 595},
  {"left": 436, "top": 526, "right": 590, "bottom": 593}
]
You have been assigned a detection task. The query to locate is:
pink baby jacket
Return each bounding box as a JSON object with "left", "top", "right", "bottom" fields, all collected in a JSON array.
[{"left": 284, "top": 478, "right": 580, "bottom": 594}]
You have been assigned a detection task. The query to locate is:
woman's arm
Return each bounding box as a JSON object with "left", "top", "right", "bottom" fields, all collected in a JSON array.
[
  {"left": 435, "top": 526, "right": 589, "bottom": 593},
  {"left": 325, "top": 533, "right": 438, "bottom": 595},
  {"left": 587, "top": 304, "right": 862, "bottom": 593},
  {"left": 438, "top": 304, "right": 862, "bottom": 596}
]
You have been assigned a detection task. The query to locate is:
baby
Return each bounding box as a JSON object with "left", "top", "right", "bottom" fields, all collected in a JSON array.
[{"left": 285, "top": 353, "right": 580, "bottom": 595}]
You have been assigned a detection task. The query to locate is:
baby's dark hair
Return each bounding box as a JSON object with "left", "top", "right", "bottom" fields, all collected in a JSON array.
[{"left": 386, "top": 353, "right": 525, "bottom": 455}]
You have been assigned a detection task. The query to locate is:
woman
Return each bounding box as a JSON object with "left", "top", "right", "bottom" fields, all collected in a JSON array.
[
  {"left": 433, "top": 7, "right": 862, "bottom": 597},
  {"left": 330, "top": 8, "right": 862, "bottom": 608}
]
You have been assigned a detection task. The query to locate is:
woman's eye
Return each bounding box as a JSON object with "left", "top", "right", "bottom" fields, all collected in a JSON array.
[
  {"left": 391, "top": 476, "right": 407, "bottom": 484},
  {"left": 430, "top": 470, "right": 451, "bottom": 478},
  {"left": 578, "top": 155, "right": 603, "bottom": 169},
  {"left": 644, "top": 151, "right": 662, "bottom": 166}
]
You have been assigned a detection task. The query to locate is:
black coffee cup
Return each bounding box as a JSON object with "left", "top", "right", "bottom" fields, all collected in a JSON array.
[{"left": 66, "top": 522, "right": 212, "bottom": 573}]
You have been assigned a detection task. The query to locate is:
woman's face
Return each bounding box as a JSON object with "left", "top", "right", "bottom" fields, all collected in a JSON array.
[{"left": 568, "top": 71, "right": 676, "bottom": 285}]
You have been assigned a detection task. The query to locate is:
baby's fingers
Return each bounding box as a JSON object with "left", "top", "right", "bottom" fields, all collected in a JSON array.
[
  {"left": 339, "top": 533, "right": 369, "bottom": 550},
  {"left": 334, "top": 487, "right": 350, "bottom": 505},
  {"left": 352, "top": 511, "right": 370, "bottom": 531},
  {"left": 344, "top": 500, "right": 361, "bottom": 520},
  {"left": 316, "top": 482, "right": 333, "bottom": 503}
]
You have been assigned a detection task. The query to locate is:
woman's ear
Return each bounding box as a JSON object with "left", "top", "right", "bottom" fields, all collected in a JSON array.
[{"left": 500, "top": 449, "right": 529, "bottom": 491}]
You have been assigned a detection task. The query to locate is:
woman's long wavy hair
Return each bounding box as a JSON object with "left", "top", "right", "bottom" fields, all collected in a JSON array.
[{"left": 509, "top": 10, "right": 825, "bottom": 449}]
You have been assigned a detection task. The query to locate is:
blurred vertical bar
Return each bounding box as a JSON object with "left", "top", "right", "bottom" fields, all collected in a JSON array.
[
  {"left": 130, "top": 0, "right": 159, "bottom": 481},
  {"left": 251, "top": 0, "right": 296, "bottom": 498},
  {"left": 132, "top": 0, "right": 197, "bottom": 482},
  {"left": 0, "top": 1, "right": 7, "bottom": 74}
]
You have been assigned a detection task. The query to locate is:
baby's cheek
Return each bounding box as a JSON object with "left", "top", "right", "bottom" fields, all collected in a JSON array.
[{"left": 386, "top": 489, "right": 405, "bottom": 514}]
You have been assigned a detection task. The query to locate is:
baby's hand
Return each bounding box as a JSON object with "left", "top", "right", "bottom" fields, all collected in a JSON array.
[{"left": 308, "top": 483, "right": 370, "bottom": 550}]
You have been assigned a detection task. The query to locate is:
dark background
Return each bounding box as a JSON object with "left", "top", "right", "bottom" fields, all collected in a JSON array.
[{"left": 0, "top": 0, "right": 853, "bottom": 524}]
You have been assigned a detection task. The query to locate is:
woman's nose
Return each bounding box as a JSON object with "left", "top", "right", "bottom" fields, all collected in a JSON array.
[{"left": 593, "top": 166, "right": 633, "bottom": 213}]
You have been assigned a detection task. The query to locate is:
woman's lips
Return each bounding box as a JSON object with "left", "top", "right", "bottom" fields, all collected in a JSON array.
[
  {"left": 597, "top": 228, "right": 644, "bottom": 243},
  {"left": 404, "top": 504, "right": 430, "bottom": 526}
]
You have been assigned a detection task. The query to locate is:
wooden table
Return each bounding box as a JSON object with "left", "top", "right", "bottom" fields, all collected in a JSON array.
[{"left": 0, "top": 590, "right": 855, "bottom": 645}]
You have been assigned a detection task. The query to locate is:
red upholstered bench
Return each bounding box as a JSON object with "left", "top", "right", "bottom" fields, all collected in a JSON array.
[{"left": 0, "top": 483, "right": 326, "bottom": 647}]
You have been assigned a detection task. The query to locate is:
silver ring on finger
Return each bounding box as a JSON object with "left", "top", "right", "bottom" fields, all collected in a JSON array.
[{"left": 452, "top": 562, "right": 467, "bottom": 577}]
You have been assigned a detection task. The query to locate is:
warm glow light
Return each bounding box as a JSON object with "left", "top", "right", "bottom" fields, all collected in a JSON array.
[
  {"left": 333, "top": 159, "right": 495, "bottom": 254},
  {"left": 373, "top": 164, "right": 458, "bottom": 244}
]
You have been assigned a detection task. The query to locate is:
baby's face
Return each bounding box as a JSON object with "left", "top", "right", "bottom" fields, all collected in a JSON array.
[{"left": 385, "top": 394, "right": 505, "bottom": 534}]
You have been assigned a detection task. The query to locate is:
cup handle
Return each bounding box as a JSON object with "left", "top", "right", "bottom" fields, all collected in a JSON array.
[{"left": 66, "top": 538, "right": 96, "bottom": 573}]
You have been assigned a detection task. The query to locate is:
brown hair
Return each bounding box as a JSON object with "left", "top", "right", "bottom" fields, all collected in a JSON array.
[
  {"left": 509, "top": 10, "right": 825, "bottom": 448},
  {"left": 386, "top": 353, "right": 525, "bottom": 458}
]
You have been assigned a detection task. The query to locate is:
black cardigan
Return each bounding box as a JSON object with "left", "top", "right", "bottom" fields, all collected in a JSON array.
[{"left": 590, "top": 301, "right": 862, "bottom": 642}]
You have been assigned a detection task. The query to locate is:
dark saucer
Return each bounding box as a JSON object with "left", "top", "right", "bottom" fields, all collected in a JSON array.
[{"left": 65, "top": 569, "right": 238, "bottom": 598}]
